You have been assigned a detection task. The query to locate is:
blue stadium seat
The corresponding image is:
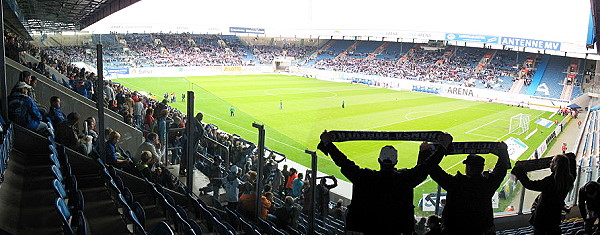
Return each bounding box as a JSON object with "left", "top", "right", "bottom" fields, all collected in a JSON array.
[
  {"left": 123, "top": 187, "right": 134, "bottom": 205},
  {"left": 132, "top": 202, "right": 146, "bottom": 229},
  {"left": 52, "top": 164, "right": 64, "bottom": 183},
  {"left": 53, "top": 178, "right": 68, "bottom": 199},
  {"left": 49, "top": 153, "right": 61, "bottom": 169},
  {"left": 55, "top": 197, "right": 74, "bottom": 235},
  {"left": 125, "top": 209, "right": 147, "bottom": 235}
]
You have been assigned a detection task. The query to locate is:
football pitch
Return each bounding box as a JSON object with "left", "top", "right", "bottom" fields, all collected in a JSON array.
[{"left": 114, "top": 74, "right": 564, "bottom": 204}]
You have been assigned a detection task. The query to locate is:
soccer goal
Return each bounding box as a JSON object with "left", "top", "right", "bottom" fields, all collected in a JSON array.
[{"left": 509, "top": 113, "right": 531, "bottom": 135}]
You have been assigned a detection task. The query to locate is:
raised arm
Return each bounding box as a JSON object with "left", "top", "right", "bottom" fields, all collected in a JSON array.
[
  {"left": 318, "top": 131, "right": 364, "bottom": 183},
  {"left": 327, "top": 176, "right": 338, "bottom": 189},
  {"left": 511, "top": 166, "right": 551, "bottom": 192},
  {"left": 406, "top": 134, "right": 453, "bottom": 187},
  {"left": 488, "top": 142, "right": 511, "bottom": 188}
]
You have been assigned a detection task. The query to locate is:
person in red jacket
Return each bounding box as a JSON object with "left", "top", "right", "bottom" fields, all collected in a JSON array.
[{"left": 284, "top": 168, "right": 297, "bottom": 196}]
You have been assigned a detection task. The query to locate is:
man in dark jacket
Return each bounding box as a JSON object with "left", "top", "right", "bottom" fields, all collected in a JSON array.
[
  {"left": 429, "top": 142, "right": 510, "bottom": 234},
  {"left": 316, "top": 176, "right": 338, "bottom": 216},
  {"left": 180, "top": 112, "right": 204, "bottom": 176},
  {"left": 317, "top": 131, "right": 452, "bottom": 234}
]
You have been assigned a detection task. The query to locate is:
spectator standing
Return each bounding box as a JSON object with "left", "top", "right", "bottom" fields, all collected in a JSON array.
[
  {"left": 511, "top": 155, "right": 574, "bottom": 234},
  {"left": 133, "top": 99, "right": 145, "bottom": 128},
  {"left": 317, "top": 131, "right": 452, "bottom": 234},
  {"left": 316, "top": 177, "right": 338, "bottom": 216},
  {"left": 428, "top": 143, "right": 510, "bottom": 234},
  {"left": 291, "top": 172, "right": 304, "bottom": 198},
  {"left": 285, "top": 168, "right": 297, "bottom": 196},
  {"left": 222, "top": 165, "right": 243, "bottom": 210}
]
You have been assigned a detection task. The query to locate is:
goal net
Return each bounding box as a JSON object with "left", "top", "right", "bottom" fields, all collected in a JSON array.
[{"left": 509, "top": 113, "right": 531, "bottom": 135}]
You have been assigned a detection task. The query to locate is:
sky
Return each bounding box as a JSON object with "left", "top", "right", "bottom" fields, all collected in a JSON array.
[{"left": 85, "top": 0, "right": 592, "bottom": 45}]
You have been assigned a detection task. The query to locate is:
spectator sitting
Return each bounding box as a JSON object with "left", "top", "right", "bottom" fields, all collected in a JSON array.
[
  {"left": 238, "top": 183, "right": 257, "bottom": 218},
  {"left": 136, "top": 151, "right": 157, "bottom": 182},
  {"left": 105, "top": 131, "right": 131, "bottom": 167},
  {"left": 272, "top": 196, "right": 300, "bottom": 229},
  {"left": 29, "top": 76, "right": 39, "bottom": 102},
  {"left": 47, "top": 96, "right": 67, "bottom": 126},
  {"left": 8, "top": 81, "right": 49, "bottom": 135},
  {"left": 135, "top": 132, "right": 163, "bottom": 165},
  {"left": 330, "top": 199, "right": 345, "bottom": 221},
  {"left": 84, "top": 117, "right": 99, "bottom": 144},
  {"left": 55, "top": 112, "right": 92, "bottom": 155}
]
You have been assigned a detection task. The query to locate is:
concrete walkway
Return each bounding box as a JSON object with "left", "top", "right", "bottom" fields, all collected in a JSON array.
[{"left": 545, "top": 111, "right": 585, "bottom": 159}]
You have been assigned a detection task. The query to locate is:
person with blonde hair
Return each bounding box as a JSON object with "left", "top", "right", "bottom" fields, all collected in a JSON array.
[{"left": 105, "top": 131, "right": 130, "bottom": 166}]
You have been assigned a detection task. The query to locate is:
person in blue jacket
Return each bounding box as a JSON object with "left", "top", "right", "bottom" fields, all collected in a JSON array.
[
  {"left": 8, "top": 81, "right": 49, "bottom": 134},
  {"left": 47, "top": 96, "right": 67, "bottom": 125}
]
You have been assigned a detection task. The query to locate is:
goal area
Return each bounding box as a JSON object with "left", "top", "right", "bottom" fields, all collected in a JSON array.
[{"left": 509, "top": 113, "right": 531, "bottom": 135}]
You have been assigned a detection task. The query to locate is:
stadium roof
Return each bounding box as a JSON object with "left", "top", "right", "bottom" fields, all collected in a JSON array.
[{"left": 5, "top": 0, "right": 139, "bottom": 34}]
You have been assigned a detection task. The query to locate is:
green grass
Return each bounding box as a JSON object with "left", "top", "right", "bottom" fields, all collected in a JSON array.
[{"left": 114, "top": 74, "right": 564, "bottom": 213}]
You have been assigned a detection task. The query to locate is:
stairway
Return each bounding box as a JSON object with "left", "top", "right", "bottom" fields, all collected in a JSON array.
[{"left": 367, "top": 42, "right": 390, "bottom": 60}]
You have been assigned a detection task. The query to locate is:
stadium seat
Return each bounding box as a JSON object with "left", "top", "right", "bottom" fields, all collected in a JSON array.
[
  {"left": 55, "top": 197, "right": 74, "bottom": 235},
  {"left": 125, "top": 209, "right": 147, "bottom": 235},
  {"left": 149, "top": 221, "right": 174, "bottom": 235},
  {"left": 175, "top": 205, "right": 189, "bottom": 221},
  {"left": 52, "top": 178, "right": 68, "bottom": 199},
  {"left": 123, "top": 187, "right": 134, "bottom": 205},
  {"left": 117, "top": 193, "right": 130, "bottom": 214},
  {"left": 49, "top": 153, "right": 61, "bottom": 169},
  {"left": 132, "top": 201, "right": 146, "bottom": 228},
  {"left": 187, "top": 219, "right": 203, "bottom": 235},
  {"left": 76, "top": 210, "right": 91, "bottom": 235},
  {"left": 52, "top": 164, "right": 64, "bottom": 183},
  {"left": 223, "top": 221, "right": 236, "bottom": 235}
]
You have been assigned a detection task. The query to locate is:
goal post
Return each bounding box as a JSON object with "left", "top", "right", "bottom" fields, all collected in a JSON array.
[{"left": 509, "top": 113, "right": 531, "bottom": 135}]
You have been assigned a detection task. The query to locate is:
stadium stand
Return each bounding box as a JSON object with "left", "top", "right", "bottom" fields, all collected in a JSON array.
[
  {"left": 533, "top": 55, "right": 573, "bottom": 99},
  {"left": 2, "top": 21, "right": 600, "bottom": 235}
]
